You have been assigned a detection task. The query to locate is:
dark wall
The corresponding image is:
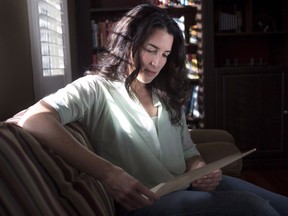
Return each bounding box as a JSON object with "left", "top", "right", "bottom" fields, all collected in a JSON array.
[
  {"left": 0, "top": 0, "right": 35, "bottom": 121},
  {"left": 68, "top": 0, "right": 80, "bottom": 80},
  {"left": 75, "top": 0, "right": 93, "bottom": 76}
]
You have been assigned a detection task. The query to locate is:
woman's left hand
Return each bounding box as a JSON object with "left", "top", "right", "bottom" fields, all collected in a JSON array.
[{"left": 191, "top": 169, "right": 222, "bottom": 191}]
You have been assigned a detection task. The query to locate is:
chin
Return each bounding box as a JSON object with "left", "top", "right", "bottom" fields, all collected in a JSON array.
[{"left": 137, "top": 77, "right": 153, "bottom": 84}]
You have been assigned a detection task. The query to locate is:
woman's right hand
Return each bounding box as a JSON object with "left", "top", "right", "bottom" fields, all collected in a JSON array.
[{"left": 102, "top": 166, "right": 159, "bottom": 211}]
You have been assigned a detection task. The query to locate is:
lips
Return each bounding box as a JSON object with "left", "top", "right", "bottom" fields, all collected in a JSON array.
[{"left": 144, "top": 69, "right": 157, "bottom": 75}]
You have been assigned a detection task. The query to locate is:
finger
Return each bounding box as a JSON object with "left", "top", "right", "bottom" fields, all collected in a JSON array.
[
  {"left": 137, "top": 184, "right": 160, "bottom": 202},
  {"left": 130, "top": 191, "right": 158, "bottom": 209},
  {"left": 123, "top": 186, "right": 158, "bottom": 210},
  {"left": 192, "top": 176, "right": 220, "bottom": 190}
]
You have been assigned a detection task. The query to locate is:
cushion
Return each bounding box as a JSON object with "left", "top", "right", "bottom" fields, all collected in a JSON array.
[
  {"left": 196, "top": 142, "right": 243, "bottom": 177},
  {"left": 0, "top": 122, "right": 115, "bottom": 216}
]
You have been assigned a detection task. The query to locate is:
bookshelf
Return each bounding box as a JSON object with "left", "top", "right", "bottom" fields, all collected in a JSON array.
[
  {"left": 202, "top": 0, "right": 288, "bottom": 168},
  {"left": 88, "top": 0, "right": 202, "bottom": 128}
]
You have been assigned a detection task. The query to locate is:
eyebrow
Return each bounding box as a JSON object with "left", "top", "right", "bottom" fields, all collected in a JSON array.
[{"left": 145, "top": 43, "right": 171, "bottom": 53}]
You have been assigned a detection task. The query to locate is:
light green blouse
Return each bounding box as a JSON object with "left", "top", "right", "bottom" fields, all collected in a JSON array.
[{"left": 44, "top": 75, "right": 200, "bottom": 188}]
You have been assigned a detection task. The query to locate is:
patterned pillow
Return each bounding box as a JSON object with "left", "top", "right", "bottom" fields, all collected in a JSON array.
[{"left": 0, "top": 122, "right": 115, "bottom": 216}]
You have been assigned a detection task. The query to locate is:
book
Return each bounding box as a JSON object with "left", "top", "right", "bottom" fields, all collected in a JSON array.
[{"left": 151, "top": 148, "right": 256, "bottom": 196}]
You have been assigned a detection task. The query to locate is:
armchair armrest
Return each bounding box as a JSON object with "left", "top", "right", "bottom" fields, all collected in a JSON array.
[
  {"left": 190, "top": 129, "right": 235, "bottom": 144},
  {"left": 190, "top": 129, "right": 242, "bottom": 177}
]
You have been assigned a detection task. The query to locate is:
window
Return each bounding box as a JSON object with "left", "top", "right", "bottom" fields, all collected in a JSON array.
[{"left": 27, "top": 0, "right": 71, "bottom": 100}]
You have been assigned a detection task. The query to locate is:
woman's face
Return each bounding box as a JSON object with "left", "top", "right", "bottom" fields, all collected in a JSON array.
[{"left": 135, "top": 29, "right": 173, "bottom": 84}]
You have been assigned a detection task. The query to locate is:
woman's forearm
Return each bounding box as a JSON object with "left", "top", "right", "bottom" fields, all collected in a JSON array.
[
  {"left": 18, "top": 101, "right": 115, "bottom": 182},
  {"left": 17, "top": 100, "right": 160, "bottom": 209}
]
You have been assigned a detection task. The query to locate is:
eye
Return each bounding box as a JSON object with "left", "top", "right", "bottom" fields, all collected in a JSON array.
[
  {"left": 163, "top": 53, "right": 169, "bottom": 58},
  {"left": 144, "top": 47, "right": 156, "bottom": 53}
]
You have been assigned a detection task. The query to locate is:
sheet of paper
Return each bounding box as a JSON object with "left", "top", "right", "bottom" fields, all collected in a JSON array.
[{"left": 151, "top": 148, "right": 256, "bottom": 196}]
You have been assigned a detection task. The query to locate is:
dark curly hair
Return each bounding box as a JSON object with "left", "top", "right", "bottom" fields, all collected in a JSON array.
[{"left": 93, "top": 4, "right": 191, "bottom": 125}]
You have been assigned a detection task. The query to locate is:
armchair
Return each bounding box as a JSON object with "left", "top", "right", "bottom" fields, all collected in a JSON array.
[{"left": 0, "top": 120, "right": 242, "bottom": 216}]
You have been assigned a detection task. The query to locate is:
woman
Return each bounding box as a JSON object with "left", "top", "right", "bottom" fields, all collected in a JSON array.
[{"left": 18, "top": 4, "right": 287, "bottom": 215}]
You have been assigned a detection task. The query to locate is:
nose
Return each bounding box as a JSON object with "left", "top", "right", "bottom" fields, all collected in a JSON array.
[{"left": 151, "top": 55, "right": 161, "bottom": 68}]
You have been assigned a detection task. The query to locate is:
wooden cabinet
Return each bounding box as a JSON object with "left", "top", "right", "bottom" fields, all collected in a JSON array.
[
  {"left": 202, "top": 0, "right": 288, "bottom": 168},
  {"left": 216, "top": 66, "right": 288, "bottom": 168}
]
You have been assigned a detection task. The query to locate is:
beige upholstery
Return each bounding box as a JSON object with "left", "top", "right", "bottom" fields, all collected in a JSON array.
[
  {"left": 190, "top": 129, "right": 242, "bottom": 177},
  {"left": 190, "top": 129, "right": 235, "bottom": 144}
]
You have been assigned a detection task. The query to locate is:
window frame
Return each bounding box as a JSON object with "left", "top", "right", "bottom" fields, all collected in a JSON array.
[{"left": 27, "top": 0, "right": 72, "bottom": 100}]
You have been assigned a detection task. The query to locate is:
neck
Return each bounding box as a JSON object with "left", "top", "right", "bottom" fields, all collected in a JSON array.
[
  {"left": 131, "top": 79, "right": 157, "bottom": 117},
  {"left": 131, "top": 79, "right": 147, "bottom": 93}
]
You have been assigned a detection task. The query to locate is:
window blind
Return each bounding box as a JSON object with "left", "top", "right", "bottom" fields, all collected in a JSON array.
[{"left": 38, "top": 0, "right": 65, "bottom": 76}]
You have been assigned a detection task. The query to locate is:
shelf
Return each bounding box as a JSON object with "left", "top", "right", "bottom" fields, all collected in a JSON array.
[
  {"left": 90, "top": 8, "right": 130, "bottom": 12},
  {"left": 90, "top": 5, "right": 197, "bottom": 21},
  {"left": 91, "top": 5, "right": 199, "bottom": 54},
  {"left": 164, "top": 5, "right": 197, "bottom": 14},
  {"left": 93, "top": 44, "right": 198, "bottom": 54},
  {"left": 215, "top": 31, "right": 288, "bottom": 37},
  {"left": 90, "top": 8, "right": 129, "bottom": 21},
  {"left": 215, "top": 65, "right": 285, "bottom": 73},
  {"left": 90, "top": 5, "right": 196, "bottom": 17}
]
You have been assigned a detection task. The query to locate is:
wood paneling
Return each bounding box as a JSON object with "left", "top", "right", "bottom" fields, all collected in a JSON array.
[{"left": 215, "top": 67, "right": 287, "bottom": 168}]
